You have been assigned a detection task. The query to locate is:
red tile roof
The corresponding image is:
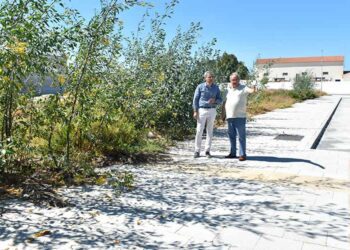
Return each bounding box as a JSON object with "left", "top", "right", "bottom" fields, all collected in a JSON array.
[{"left": 256, "top": 56, "right": 344, "bottom": 64}]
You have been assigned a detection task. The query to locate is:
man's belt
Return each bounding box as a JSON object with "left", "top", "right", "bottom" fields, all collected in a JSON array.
[{"left": 199, "top": 106, "right": 216, "bottom": 109}]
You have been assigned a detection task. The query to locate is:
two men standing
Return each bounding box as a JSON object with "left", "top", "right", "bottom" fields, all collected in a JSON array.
[{"left": 192, "top": 71, "right": 256, "bottom": 160}]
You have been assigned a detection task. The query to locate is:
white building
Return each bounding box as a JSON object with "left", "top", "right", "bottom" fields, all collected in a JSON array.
[{"left": 256, "top": 56, "right": 345, "bottom": 82}]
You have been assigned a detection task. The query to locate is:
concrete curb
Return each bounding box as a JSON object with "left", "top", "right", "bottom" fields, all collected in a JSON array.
[{"left": 302, "top": 96, "right": 342, "bottom": 149}]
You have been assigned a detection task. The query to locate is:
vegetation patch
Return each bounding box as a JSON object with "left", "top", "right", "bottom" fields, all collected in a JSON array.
[{"left": 248, "top": 89, "right": 298, "bottom": 116}]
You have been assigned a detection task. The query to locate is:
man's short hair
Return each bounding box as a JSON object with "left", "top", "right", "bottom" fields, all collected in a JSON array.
[
  {"left": 230, "top": 72, "right": 240, "bottom": 81},
  {"left": 203, "top": 71, "right": 214, "bottom": 78}
]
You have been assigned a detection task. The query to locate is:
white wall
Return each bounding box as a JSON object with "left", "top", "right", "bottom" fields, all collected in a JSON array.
[
  {"left": 343, "top": 73, "right": 350, "bottom": 81},
  {"left": 258, "top": 62, "right": 344, "bottom": 82},
  {"left": 266, "top": 81, "right": 350, "bottom": 95}
]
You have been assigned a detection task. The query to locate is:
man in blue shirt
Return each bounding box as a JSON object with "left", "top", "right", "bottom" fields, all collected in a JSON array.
[{"left": 192, "top": 71, "right": 223, "bottom": 158}]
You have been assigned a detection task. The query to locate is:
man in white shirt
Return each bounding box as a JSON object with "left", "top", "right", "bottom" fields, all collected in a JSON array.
[{"left": 224, "top": 72, "right": 256, "bottom": 161}]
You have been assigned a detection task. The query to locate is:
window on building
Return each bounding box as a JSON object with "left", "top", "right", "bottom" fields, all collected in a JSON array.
[
  {"left": 282, "top": 72, "right": 288, "bottom": 76},
  {"left": 323, "top": 72, "right": 329, "bottom": 75},
  {"left": 274, "top": 78, "right": 285, "bottom": 82}
]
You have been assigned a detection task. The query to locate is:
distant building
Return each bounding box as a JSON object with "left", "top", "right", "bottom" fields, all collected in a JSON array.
[
  {"left": 256, "top": 56, "right": 345, "bottom": 82},
  {"left": 23, "top": 75, "right": 63, "bottom": 96},
  {"left": 343, "top": 71, "right": 350, "bottom": 81}
]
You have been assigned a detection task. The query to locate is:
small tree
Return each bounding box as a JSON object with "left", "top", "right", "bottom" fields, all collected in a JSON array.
[
  {"left": 260, "top": 75, "right": 269, "bottom": 86},
  {"left": 291, "top": 72, "right": 316, "bottom": 100},
  {"left": 246, "top": 58, "right": 273, "bottom": 107},
  {"left": 247, "top": 58, "right": 273, "bottom": 90},
  {"left": 236, "top": 62, "right": 249, "bottom": 80}
]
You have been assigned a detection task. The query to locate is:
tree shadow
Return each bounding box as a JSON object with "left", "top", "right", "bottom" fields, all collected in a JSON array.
[{"left": 0, "top": 165, "right": 348, "bottom": 249}]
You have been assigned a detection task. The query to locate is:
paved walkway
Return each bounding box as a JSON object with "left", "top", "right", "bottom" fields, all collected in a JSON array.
[
  {"left": 1, "top": 95, "right": 349, "bottom": 249},
  {"left": 318, "top": 96, "right": 350, "bottom": 152}
]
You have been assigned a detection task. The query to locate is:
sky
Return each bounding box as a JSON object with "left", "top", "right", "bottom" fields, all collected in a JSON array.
[{"left": 64, "top": 0, "right": 349, "bottom": 69}]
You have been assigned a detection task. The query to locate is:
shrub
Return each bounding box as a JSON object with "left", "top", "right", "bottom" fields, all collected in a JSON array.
[
  {"left": 290, "top": 73, "right": 317, "bottom": 100},
  {"left": 90, "top": 116, "right": 144, "bottom": 156},
  {"left": 0, "top": 0, "right": 218, "bottom": 187}
]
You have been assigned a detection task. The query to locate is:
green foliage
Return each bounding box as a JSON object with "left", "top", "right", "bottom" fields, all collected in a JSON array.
[
  {"left": 0, "top": 0, "right": 75, "bottom": 140},
  {"left": 248, "top": 59, "right": 273, "bottom": 90},
  {"left": 111, "top": 171, "right": 135, "bottom": 194},
  {"left": 236, "top": 62, "right": 249, "bottom": 80},
  {"left": 0, "top": 0, "right": 220, "bottom": 185},
  {"left": 0, "top": 139, "right": 15, "bottom": 175},
  {"left": 90, "top": 115, "right": 144, "bottom": 155},
  {"left": 209, "top": 52, "right": 249, "bottom": 82},
  {"left": 260, "top": 76, "right": 269, "bottom": 86},
  {"left": 113, "top": 0, "right": 219, "bottom": 139},
  {"left": 216, "top": 53, "right": 238, "bottom": 82},
  {"left": 290, "top": 72, "right": 317, "bottom": 100}
]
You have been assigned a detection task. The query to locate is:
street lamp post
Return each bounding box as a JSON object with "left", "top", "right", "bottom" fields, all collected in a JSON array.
[{"left": 321, "top": 49, "right": 324, "bottom": 92}]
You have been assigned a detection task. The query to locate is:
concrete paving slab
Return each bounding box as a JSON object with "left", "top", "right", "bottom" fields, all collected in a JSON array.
[
  {"left": 254, "top": 235, "right": 303, "bottom": 250},
  {"left": 318, "top": 96, "right": 350, "bottom": 151}
]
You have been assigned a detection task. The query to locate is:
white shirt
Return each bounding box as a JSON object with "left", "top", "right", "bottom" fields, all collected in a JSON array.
[{"left": 225, "top": 83, "right": 252, "bottom": 118}]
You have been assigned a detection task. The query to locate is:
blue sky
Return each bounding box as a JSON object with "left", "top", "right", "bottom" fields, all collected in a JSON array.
[{"left": 66, "top": 0, "right": 349, "bottom": 70}]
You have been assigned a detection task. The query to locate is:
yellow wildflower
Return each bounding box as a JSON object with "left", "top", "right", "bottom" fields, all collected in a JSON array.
[
  {"left": 95, "top": 175, "right": 107, "bottom": 185},
  {"left": 141, "top": 62, "right": 150, "bottom": 69},
  {"left": 114, "top": 43, "right": 121, "bottom": 50},
  {"left": 157, "top": 72, "right": 165, "bottom": 82},
  {"left": 102, "top": 37, "right": 110, "bottom": 46},
  {"left": 2, "top": 76, "right": 10, "bottom": 82},
  {"left": 8, "top": 41, "right": 27, "bottom": 55},
  {"left": 57, "top": 75, "right": 65, "bottom": 84},
  {"left": 144, "top": 89, "right": 152, "bottom": 97},
  {"left": 6, "top": 61, "right": 13, "bottom": 68}
]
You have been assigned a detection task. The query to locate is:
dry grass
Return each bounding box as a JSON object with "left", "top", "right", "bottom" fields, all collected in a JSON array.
[
  {"left": 248, "top": 89, "right": 307, "bottom": 117},
  {"left": 153, "top": 164, "right": 350, "bottom": 193},
  {"left": 0, "top": 184, "right": 23, "bottom": 199},
  {"left": 217, "top": 89, "right": 314, "bottom": 125}
]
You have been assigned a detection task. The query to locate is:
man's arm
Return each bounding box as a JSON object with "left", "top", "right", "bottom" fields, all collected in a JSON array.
[
  {"left": 246, "top": 85, "right": 257, "bottom": 94},
  {"left": 192, "top": 85, "right": 200, "bottom": 110},
  {"left": 192, "top": 85, "right": 200, "bottom": 119},
  {"left": 215, "top": 86, "right": 223, "bottom": 104}
]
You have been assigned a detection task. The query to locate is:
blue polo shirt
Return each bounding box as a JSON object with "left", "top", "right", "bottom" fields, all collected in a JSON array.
[{"left": 193, "top": 82, "right": 223, "bottom": 111}]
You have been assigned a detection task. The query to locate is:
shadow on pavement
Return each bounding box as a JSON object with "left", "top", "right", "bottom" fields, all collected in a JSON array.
[
  {"left": 247, "top": 156, "right": 325, "bottom": 169},
  {"left": 2, "top": 166, "right": 348, "bottom": 249}
]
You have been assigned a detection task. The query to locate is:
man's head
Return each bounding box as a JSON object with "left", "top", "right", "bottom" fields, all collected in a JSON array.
[
  {"left": 229, "top": 72, "right": 240, "bottom": 88},
  {"left": 203, "top": 71, "right": 214, "bottom": 85}
]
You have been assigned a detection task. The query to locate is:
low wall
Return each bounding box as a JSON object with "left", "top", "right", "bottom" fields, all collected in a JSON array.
[{"left": 266, "top": 81, "right": 350, "bottom": 95}]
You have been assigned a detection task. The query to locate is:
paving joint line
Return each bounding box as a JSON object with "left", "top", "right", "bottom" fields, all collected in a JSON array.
[{"left": 311, "top": 97, "right": 342, "bottom": 149}]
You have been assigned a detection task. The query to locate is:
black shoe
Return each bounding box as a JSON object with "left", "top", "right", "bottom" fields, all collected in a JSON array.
[
  {"left": 205, "top": 151, "right": 212, "bottom": 158},
  {"left": 225, "top": 154, "right": 237, "bottom": 159},
  {"left": 194, "top": 152, "right": 200, "bottom": 158}
]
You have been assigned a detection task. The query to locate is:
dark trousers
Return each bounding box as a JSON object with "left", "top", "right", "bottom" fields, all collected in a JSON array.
[{"left": 227, "top": 118, "right": 246, "bottom": 157}]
